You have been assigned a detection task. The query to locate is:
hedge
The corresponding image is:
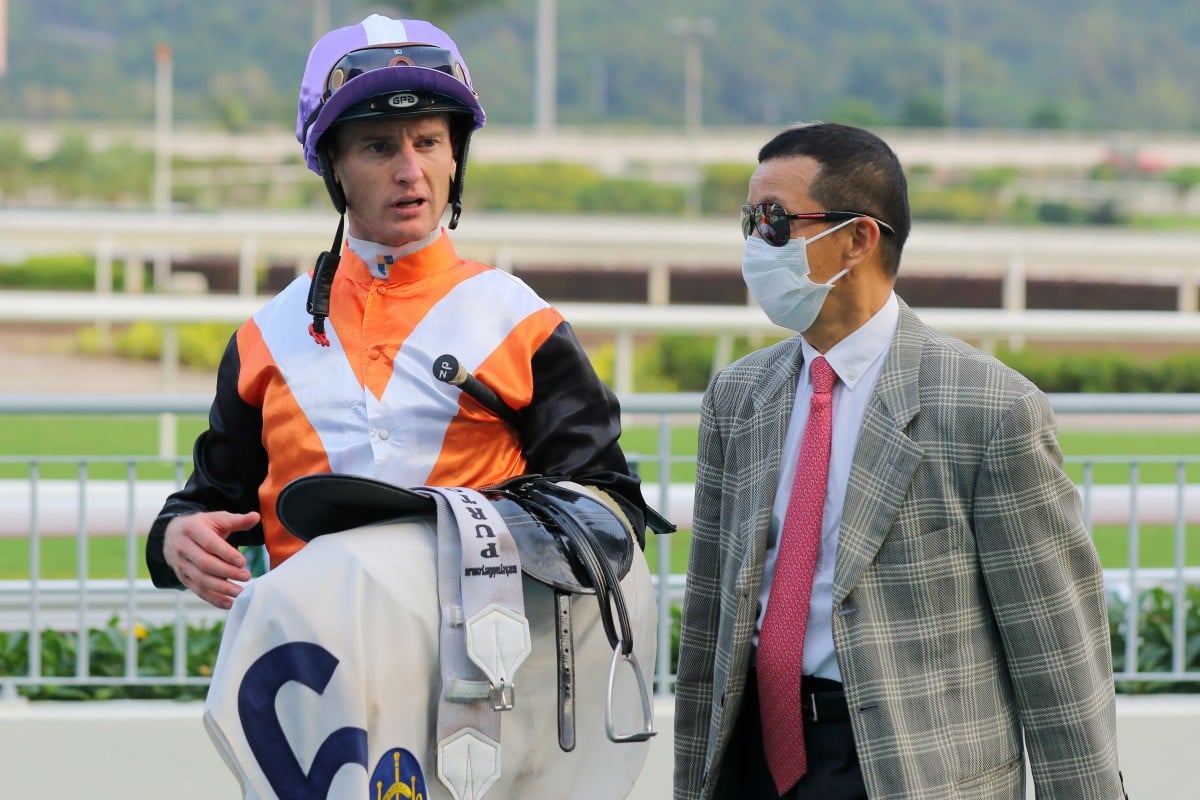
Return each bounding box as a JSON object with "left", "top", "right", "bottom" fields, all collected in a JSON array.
[
  {"left": 0, "top": 616, "right": 220, "bottom": 701},
  {"left": 587, "top": 335, "right": 1200, "bottom": 395},
  {"left": 53, "top": 323, "right": 1200, "bottom": 394},
  {"left": 4, "top": 587, "right": 1198, "bottom": 699}
]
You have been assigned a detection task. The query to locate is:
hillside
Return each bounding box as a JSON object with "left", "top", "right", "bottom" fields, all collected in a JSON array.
[{"left": 2, "top": 0, "right": 1199, "bottom": 133}]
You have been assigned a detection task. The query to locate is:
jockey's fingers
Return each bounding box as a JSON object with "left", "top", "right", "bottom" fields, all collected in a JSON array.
[
  {"left": 208, "top": 510, "right": 262, "bottom": 539},
  {"left": 175, "top": 546, "right": 249, "bottom": 609},
  {"left": 164, "top": 513, "right": 253, "bottom": 602},
  {"left": 182, "top": 569, "right": 244, "bottom": 610},
  {"left": 182, "top": 541, "right": 251, "bottom": 581},
  {"left": 189, "top": 523, "right": 250, "bottom": 569},
  {"left": 167, "top": 512, "right": 256, "bottom": 568}
]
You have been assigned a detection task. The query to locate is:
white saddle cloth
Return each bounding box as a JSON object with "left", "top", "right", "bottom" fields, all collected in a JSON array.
[{"left": 203, "top": 517, "right": 657, "bottom": 800}]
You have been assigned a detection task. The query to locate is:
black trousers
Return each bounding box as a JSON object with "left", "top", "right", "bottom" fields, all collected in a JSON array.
[{"left": 711, "top": 665, "right": 867, "bottom": 800}]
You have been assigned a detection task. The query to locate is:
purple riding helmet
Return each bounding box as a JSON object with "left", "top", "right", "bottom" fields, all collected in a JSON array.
[{"left": 296, "top": 15, "right": 487, "bottom": 344}]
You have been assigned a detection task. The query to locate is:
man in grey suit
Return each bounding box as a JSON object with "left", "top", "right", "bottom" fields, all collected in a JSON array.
[{"left": 673, "top": 122, "right": 1126, "bottom": 799}]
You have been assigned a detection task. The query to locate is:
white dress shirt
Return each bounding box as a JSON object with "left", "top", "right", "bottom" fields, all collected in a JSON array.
[{"left": 756, "top": 292, "right": 899, "bottom": 682}]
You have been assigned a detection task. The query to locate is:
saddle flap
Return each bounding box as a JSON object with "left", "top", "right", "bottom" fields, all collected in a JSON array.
[
  {"left": 276, "top": 473, "right": 435, "bottom": 541},
  {"left": 482, "top": 477, "right": 634, "bottom": 595}
]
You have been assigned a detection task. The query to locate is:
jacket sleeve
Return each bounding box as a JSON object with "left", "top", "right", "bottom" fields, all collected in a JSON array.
[
  {"left": 976, "top": 388, "right": 1126, "bottom": 798},
  {"left": 519, "top": 320, "right": 648, "bottom": 542},
  {"left": 673, "top": 380, "right": 726, "bottom": 800},
  {"left": 145, "top": 333, "right": 268, "bottom": 588}
]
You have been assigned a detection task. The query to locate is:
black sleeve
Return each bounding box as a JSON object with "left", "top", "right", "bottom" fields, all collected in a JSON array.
[
  {"left": 520, "top": 321, "right": 648, "bottom": 543},
  {"left": 145, "top": 333, "right": 268, "bottom": 588}
]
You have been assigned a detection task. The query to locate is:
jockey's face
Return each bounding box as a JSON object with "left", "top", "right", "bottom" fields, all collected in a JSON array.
[{"left": 327, "top": 113, "right": 455, "bottom": 246}]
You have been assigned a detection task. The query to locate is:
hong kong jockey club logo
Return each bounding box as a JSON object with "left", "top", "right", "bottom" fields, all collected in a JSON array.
[{"left": 371, "top": 748, "right": 427, "bottom": 800}]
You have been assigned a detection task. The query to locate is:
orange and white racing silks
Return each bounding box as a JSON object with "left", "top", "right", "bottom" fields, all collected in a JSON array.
[
  {"left": 146, "top": 231, "right": 643, "bottom": 590},
  {"left": 237, "top": 234, "right": 565, "bottom": 566}
]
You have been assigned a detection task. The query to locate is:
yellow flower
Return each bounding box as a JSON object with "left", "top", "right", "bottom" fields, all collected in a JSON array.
[{"left": 119, "top": 622, "right": 149, "bottom": 640}]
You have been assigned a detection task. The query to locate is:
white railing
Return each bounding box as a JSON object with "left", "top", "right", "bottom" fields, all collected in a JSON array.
[
  {"left": 2, "top": 392, "right": 1200, "bottom": 700},
  {"left": 5, "top": 210, "right": 1200, "bottom": 305},
  {"left": 10, "top": 289, "right": 1200, "bottom": 400}
]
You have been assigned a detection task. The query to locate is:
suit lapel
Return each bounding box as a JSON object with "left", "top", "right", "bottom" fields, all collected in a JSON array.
[
  {"left": 833, "top": 303, "right": 926, "bottom": 604},
  {"left": 738, "top": 338, "right": 804, "bottom": 576}
]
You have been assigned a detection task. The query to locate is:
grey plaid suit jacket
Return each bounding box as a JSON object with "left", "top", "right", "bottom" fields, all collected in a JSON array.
[{"left": 674, "top": 301, "right": 1126, "bottom": 800}]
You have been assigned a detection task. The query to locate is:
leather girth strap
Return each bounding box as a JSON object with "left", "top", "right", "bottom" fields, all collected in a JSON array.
[{"left": 481, "top": 476, "right": 654, "bottom": 749}]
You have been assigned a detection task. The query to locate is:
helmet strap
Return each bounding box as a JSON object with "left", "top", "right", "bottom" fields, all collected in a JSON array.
[
  {"left": 447, "top": 130, "right": 472, "bottom": 230},
  {"left": 306, "top": 214, "right": 344, "bottom": 347}
]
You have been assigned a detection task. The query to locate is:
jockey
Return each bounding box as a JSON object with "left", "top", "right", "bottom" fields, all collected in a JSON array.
[{"left": 145, "top": 14, "right": 651, "bottom": 609}]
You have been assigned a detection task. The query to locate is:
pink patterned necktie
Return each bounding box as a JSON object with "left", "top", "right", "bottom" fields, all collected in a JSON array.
[{"left": 757, "top": 355, "right": 836, "bottom": 795}]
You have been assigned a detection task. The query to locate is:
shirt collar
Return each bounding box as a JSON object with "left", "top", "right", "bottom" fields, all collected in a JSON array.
[
  {"left": 348, "top": 229, "right": 443, "bottom": 279},
  {"left": 801, "top": 292, "right": 899, "bottom": 390},
  {"left": 338, "top": 228, "right": 459, "bottom": 284}
]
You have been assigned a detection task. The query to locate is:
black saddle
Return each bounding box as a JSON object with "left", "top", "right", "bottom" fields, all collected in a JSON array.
[{"left": 276, "top": 473, "right": 633, "bottom": 598}]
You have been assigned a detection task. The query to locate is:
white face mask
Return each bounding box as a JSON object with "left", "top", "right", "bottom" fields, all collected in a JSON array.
[{"left": 740, "top": 217, "right": 856, "bottom": 333}]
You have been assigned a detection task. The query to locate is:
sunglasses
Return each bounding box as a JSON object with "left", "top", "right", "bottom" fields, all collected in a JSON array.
[
  {"left": 325, "top": 44, "right": 468, "bottom": 98},
  {"left": 741, "top": 203, "right": 897, "bottom": 247}
]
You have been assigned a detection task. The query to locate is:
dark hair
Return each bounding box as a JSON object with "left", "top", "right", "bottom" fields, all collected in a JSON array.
[{"left": 758, "top": 122, "right": 911, "bottom": 275}]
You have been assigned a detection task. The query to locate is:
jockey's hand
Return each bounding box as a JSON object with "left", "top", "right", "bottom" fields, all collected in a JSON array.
[{"left": 163, "top": 511, "right": 259, "bottom": 609}]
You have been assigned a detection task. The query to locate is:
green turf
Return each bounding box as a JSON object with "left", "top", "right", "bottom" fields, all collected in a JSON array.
[
  {"left": 1058, "top": 429, "right": 1200, "bottom": 484},
  {"left": 619, "top": 424, "right": 699, "bottom": 484},
  {"left": 0, "top": 415, "right": 209, "bottom": 479},
  {"left": 0, "top": 535, "right": 151, "bottom": 580},
  {"left": 2, "top": 416, "right": 1198, "bottom": 579},
  {"left": 0, "top": 415, "right": 209, "bottom": 456}
]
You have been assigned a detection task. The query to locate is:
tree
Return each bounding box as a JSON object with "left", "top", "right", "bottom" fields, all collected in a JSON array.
[
  {"left": 820, "top": 98, "right": 887, "bottom": 128},
  {"left": 1028, "top": 100, "right": 1068, "bottom": 130},
  {"left": 899, "top": 90, "right": 947, "bottom": 128},
  {"left": 1165, "top": 166, "right": 1200, "bottom": 217}
]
